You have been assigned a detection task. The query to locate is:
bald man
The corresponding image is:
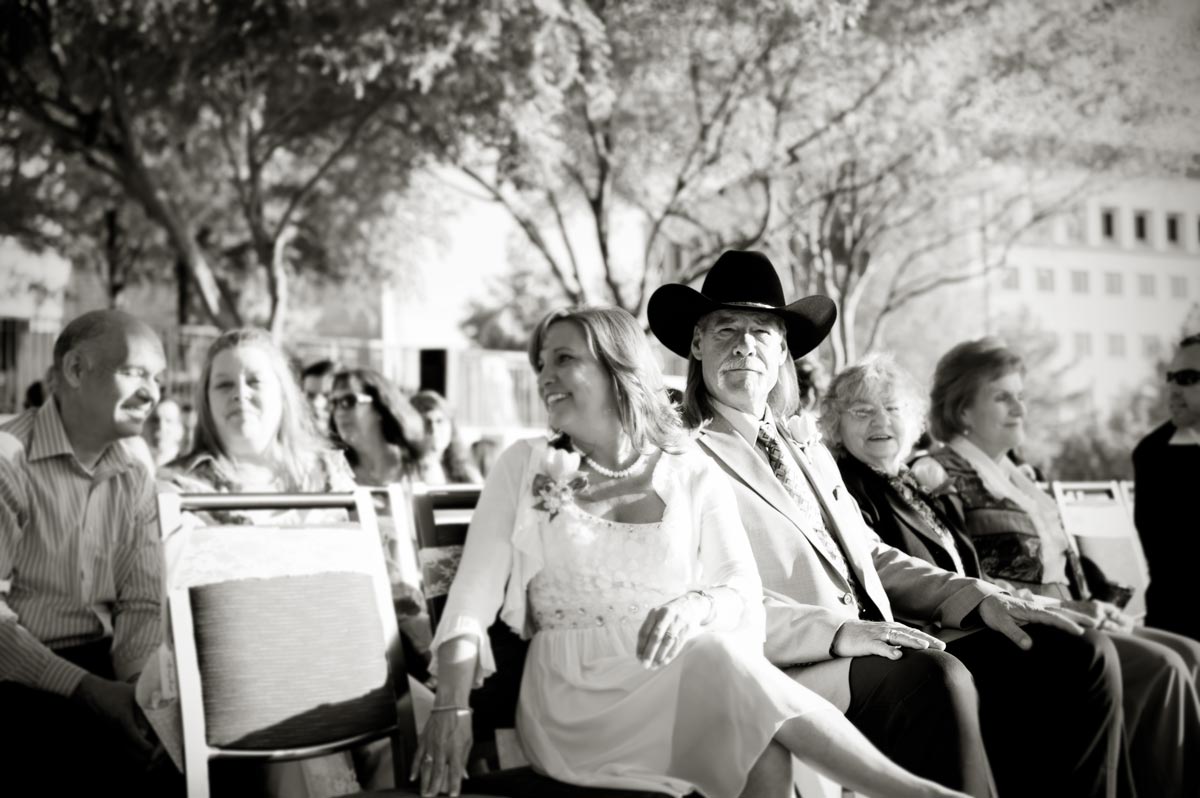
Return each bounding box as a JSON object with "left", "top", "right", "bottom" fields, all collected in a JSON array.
[{"left": 0, "top": 310, "right": 174, "bottom": 794}]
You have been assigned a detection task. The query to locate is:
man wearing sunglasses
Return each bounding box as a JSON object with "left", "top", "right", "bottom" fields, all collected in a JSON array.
[{"left": 1133, "top": 333, "right": 1200, "bottom": 641}]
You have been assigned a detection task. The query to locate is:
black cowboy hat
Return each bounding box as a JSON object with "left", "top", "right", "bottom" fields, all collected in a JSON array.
[{"left": 647, "top": 250, "right": 837, "bottom": 360}]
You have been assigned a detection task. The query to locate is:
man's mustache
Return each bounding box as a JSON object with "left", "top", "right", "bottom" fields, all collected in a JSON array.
[{"left": 722, "top": 358, "right": 765, "bottom": 372}]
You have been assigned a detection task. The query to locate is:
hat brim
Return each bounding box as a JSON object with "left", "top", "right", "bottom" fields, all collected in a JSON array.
[{"left": 648, "top": 285, "right": 837, "bottom": 360}]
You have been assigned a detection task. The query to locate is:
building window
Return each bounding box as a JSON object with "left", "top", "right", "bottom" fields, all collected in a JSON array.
[
  {"left": 1070, "top": 270, "right": 1090, "bottom": 294},
  {"left": 1101, "top": 208, "right": 1117, "bottom": 242},
  {"left": 1134, "top": 211, "right": 1149, "bottom": 244},
  {"left": 1166, "top": 213, "right": 1181, "bottom": 246},
  {"left": 1035, "top": 268, "right": 1055, "bottom": 292},
  {"left": 1104, "top": 272, "right": 1123, "bottom": 295},
  {"left": 1074, "top": 332, "right": 1092, "bottom": 358},
  {"left": 1142, "top": 335, "right": 1160, "bottom": 358},
  {"left": 1171, "top": 275, "right": 1188, "bottom": 299},
  {"left": 1000, "top": 267, "right": 1019, "bottom": 291},
  {"left": 1107, "top": 333, "right": 1126, "bottom": 358},
  {"left": 1139, "top": 273, "right": 1156, "bottom": 297}
]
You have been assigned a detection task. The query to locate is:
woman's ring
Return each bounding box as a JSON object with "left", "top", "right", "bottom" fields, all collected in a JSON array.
[{"left": 423, "top": 754, "right": 435, "bottom": 763}]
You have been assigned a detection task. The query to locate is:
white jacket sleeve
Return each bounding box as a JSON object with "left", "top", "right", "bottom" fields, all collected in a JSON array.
[{"left": 428, "top": 440, "right": 530, "bottom": 686}]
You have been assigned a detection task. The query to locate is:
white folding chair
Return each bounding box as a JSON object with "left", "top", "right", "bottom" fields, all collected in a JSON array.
[
  {"left": 156, "top": 490, "right": 417, "bottom": 798},
  {"left": 1052, "top": 481, "right": 1151, "bottom": 619},
  {"left": 1117, "top": 480, "right": 1135, "bottom": 519}
]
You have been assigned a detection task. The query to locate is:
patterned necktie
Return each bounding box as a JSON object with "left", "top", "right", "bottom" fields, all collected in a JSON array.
[{"left": 757, "top": 419, "right": 862, "bottom": 598}]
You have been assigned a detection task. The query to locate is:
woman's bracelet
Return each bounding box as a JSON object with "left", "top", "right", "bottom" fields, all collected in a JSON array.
[
  {"left": 430, "top": 705, "right": 473, "bottom": 717},
  {"left": 688, "top": 588, "right": 719, "bottom": 625}
]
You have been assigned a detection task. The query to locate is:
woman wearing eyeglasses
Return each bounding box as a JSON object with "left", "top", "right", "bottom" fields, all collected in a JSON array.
[
  {"left": 1133, "top": 333, "right": 1200, "bottom": 641},
  {"left": 330, "top": 368, "right": 428, "bottom": 487}
]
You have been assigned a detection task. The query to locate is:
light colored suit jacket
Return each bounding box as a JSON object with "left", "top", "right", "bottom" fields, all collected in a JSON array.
[{"left": 697, "top": 413, "right": 1001, "bottom": 709}]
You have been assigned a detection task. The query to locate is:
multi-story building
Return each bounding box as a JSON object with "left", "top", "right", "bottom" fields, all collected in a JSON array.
[{"left": 986, "top": 175, "right": 1200, "bottom": 413}]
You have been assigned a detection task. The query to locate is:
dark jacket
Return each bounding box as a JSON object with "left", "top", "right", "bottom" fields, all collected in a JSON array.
[
  {"left": 837, "top": 454, "right": 984, "bottom": 579},
  {"left": 1132, "top": 420, "right": 1200, "bottom": 638}
]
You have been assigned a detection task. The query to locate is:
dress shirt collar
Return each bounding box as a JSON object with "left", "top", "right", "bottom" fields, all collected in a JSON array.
[
  {"left": 29, "top": 398, "right": 74, "bottom": 462},
  {"left": 30, "top": 397, "right": 137, "bottom": 476},
  {"left": 711, "top": 399, "right": 771, "bottom": 448},
  {"left": 1168, "top": 425, "right": 1200, "bottom": 446}
]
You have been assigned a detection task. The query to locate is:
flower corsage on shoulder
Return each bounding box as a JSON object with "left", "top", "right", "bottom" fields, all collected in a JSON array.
[
  {"left": 907, "top": 456, "right": 956, "bottom": 498},
  {"left": 533, "top": 447, "right": 588, "bottom": 521}
]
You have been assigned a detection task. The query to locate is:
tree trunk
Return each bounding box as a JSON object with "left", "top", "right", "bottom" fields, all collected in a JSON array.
[
  {"left": 263, "top": 227, "right": 293, "bottom": 341},
  {"left": 115, "top": 148, "right": 239, "bottom": 328},
  {"left": 174, "top": 255, "right": 190, "bottom": 326}
]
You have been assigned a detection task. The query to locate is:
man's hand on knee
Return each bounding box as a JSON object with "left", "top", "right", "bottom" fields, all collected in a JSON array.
[
  {"left": 831, "top": 620, "right": 946, "bottom": 659},
  {"left": 71, "top": 674, "right": 156, "bottom": 758},
  {"left": 977, "top": 594, "right": 1089, "bottom": 650}
]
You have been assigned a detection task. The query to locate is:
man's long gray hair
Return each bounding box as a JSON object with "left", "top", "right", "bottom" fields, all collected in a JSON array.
[{"left": 680, "top": 314, "right": 800, "bottom": 428}]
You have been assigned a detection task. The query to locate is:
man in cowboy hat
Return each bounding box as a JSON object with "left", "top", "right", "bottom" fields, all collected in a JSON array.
[{"left": 649, "top": 250, "right": 1132, "bottom": 798}]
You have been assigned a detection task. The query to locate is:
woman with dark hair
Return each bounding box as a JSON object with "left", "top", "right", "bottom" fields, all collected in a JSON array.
[
  {"left": 411, "top": 390, "right": 482, "bottom": 484},
  {"left": 923, "top": 337, "right": 1200, "bottom": 798},
  {"left": 330, "top": 368, "right": 427, "bottom": 486},
  {"left": 412, "top": 306, "right": 966, "bottom": 798}
]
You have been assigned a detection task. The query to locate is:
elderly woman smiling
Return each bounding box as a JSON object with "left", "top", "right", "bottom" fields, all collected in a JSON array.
[{"left": 818, "top": 354, "right": 975, "bottom": 576}]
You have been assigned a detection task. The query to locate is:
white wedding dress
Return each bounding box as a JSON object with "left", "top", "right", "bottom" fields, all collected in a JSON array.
[{"left": 432, "top": 439, "right": 837, "bottom": 798}]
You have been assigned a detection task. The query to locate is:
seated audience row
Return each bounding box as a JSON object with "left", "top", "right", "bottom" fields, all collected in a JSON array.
[
  {"left": 4, "top": 250, "right": 1198, "bottom": 798},
  {"left": 821, "top": 349, "right": 1200, "bottom": 798}
]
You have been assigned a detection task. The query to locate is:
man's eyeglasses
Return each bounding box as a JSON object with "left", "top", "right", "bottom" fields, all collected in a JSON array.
[
  {"left": 331, "top": 393, "right": 374, "bottom": 411},
  {"left": 1166, "top": 369, "right": 1200, "bottom": 387}
]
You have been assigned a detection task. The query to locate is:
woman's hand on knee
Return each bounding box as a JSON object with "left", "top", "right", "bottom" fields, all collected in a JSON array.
[
  {"left": 411, "top": 708, "right": 473, "bottom": 796},
  {"left": 636, "top": 596, "right": 706, "bottom": 669}
]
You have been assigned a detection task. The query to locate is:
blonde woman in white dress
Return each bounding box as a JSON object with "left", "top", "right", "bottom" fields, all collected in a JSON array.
[{"left": 412, "top": 307, "right": 966, "bottom": 798}]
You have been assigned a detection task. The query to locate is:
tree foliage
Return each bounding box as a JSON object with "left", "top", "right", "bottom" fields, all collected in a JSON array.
[
  {"left": 0, "top": 0, "right": 564, "bottom": 332},
  {"left": 458, "top": 0, "right": 1200, "bottom": 365}
]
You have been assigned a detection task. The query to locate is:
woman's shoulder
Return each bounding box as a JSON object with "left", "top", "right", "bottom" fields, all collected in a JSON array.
[
  {"left": 928, "top": 447, "right": 980, "bottom": 488},
  {"left": 836, "top": 454, "right": 883, "bottom": 499},
  {"left": 928, "top": 448, "right": 1007, "bottom": 510},
  {"left": 312, "top": 448, "right": 356, "bottom": 491},
  {"left": 158, "top": 451, "right": 224, "bottom": 493},
  {"left": 657, "top": 439, "right": 730, "bottom": 493},
  {"left": 484, "top": 437, "right": 550, "bottom": 484}
]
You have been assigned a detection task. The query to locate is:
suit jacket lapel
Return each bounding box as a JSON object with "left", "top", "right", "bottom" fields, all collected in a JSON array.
[
  {"left": 782, "top": 434, "right": 889, "bottom": 610},
  {"left": 700, "top": 415, "right": 845, "bottom": 577}
]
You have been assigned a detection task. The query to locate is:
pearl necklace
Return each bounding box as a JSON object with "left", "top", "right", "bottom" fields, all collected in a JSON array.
[{"left": 572, "top": 446, "right": 648, "bottom": 479}]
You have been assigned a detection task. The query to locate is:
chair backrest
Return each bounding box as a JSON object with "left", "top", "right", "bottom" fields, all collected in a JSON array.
[
  {"left": 408, "top": 482, "right": 529, "bottom": 749},
  {"left": 409, "top": 483, "right": 482, "bottom": 627},
  {"left": 1051, "top": 481, "right": 1150, "bottom": 618},
  {"left": 1118, "top": 480, "right": 1135, "bottom": 518},
  {"left": 157, "top": 490, "right": 415, "bottom": 797}
]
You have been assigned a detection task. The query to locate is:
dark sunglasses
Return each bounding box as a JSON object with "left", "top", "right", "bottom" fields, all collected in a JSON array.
[
  {"left": 331, "top": 392, "right": 373, "bottom": 411},
  {"left": 1166, "top": 369, "right": 1200, "bottom": 387}
]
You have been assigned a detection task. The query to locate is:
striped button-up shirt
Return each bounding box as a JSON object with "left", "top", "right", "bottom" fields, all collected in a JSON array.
[{"left": 0, "top": 399, "right": 163, "bottom": 696}]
